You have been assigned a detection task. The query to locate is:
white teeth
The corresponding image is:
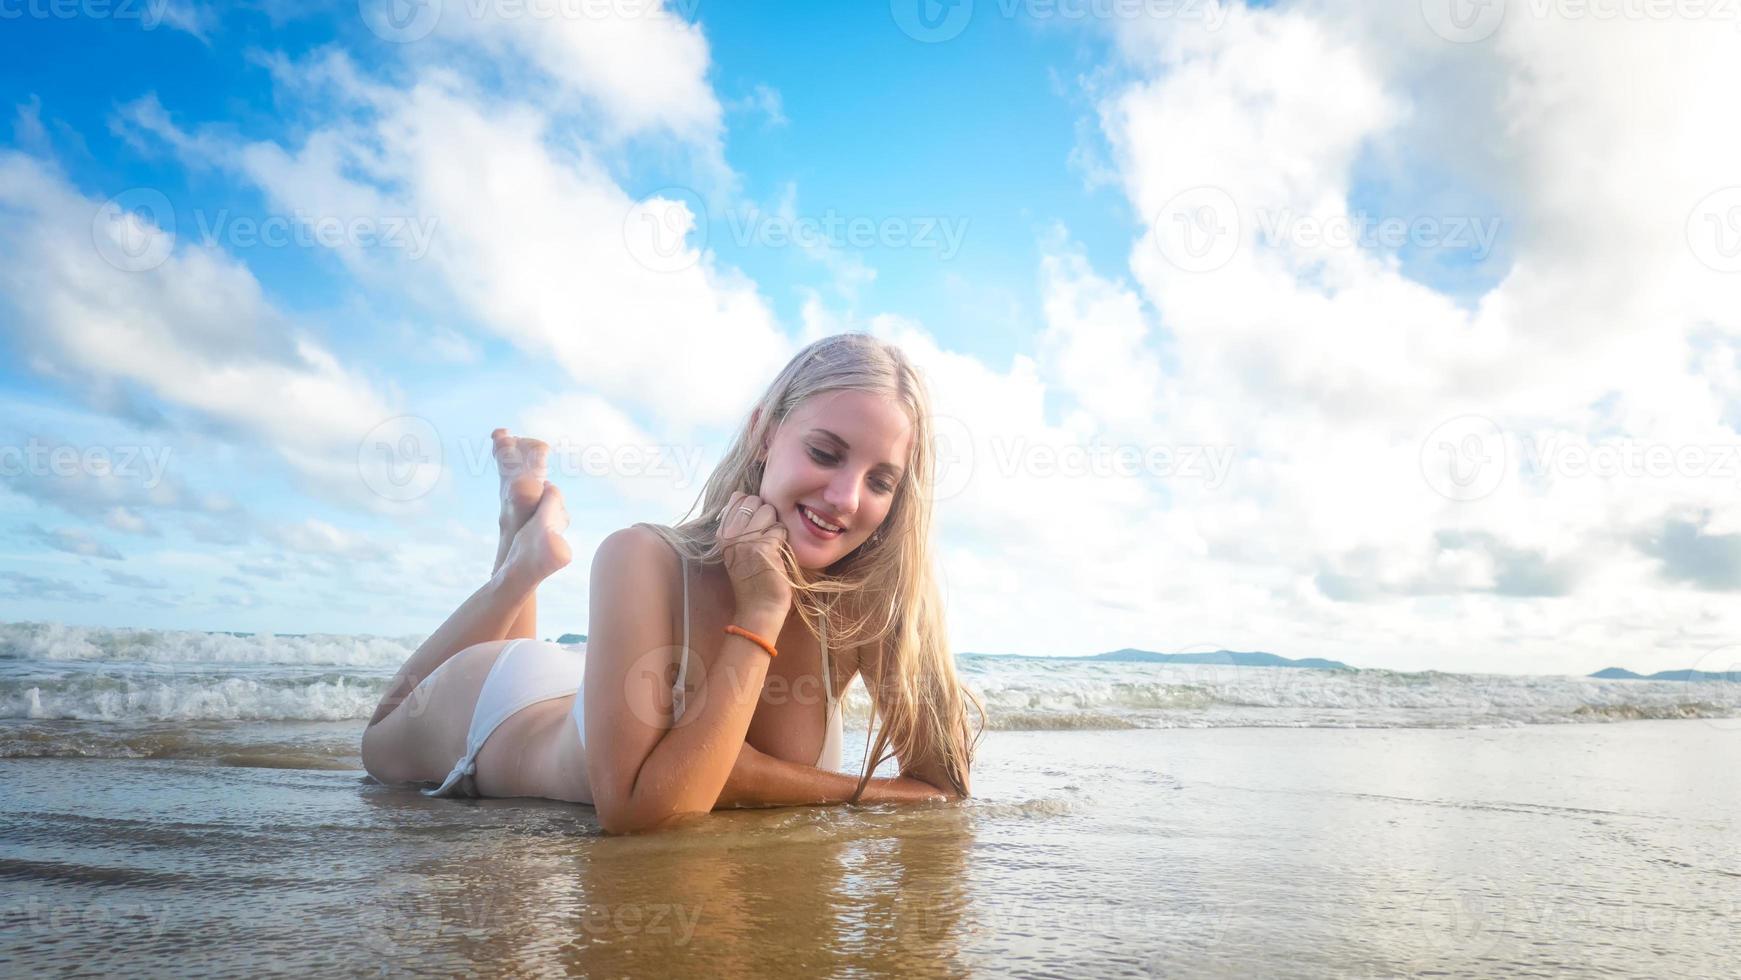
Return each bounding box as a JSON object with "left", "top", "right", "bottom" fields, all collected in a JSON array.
[{"left": 802, "top": 506, "right": 842, "bottom": 533}]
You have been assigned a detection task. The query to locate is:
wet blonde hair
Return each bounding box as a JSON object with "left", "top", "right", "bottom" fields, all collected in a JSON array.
[{"left": 639, "top": 332, "right": 983, "bottom": 800}]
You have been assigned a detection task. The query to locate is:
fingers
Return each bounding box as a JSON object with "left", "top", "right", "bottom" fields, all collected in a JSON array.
[{"left": 720, "top": 492, "right": 780, "bottom": 537}]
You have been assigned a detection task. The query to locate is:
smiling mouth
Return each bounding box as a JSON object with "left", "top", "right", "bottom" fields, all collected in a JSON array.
[{"left": 798, "top": 504, "right": 845, "bottom": 535}]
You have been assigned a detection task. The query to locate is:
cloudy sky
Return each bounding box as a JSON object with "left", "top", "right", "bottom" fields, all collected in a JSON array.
[{"left": 2, "top": 0, "right": 1738, "bottom": 675}]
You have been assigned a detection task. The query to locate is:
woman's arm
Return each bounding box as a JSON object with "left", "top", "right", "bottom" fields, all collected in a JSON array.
[
  {"left": 583, "top": 525, "right": 787, "bottom": 834},
  {"left": 713, "top": 741, "right": 945, "bottom": 809}
]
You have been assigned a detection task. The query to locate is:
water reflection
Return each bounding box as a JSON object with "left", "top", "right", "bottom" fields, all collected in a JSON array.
[{"left": 357, "top": 797, "right": 979, "bottom": 976}]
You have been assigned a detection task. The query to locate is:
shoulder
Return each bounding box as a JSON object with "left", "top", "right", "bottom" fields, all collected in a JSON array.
[
  {"left": 589, "top": 525, "right": 690, "bottom": 602},
  {"left": 594, "top": 524, "right": 680, "bottom": 570}
]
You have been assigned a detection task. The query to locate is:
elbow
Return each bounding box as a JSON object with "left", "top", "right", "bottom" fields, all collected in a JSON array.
[
  {"left": 595, "top": 798, "right": 662, "bottom": 836},
  {"left": 594, "top": 796, "right": 701, "bottom": 836}
]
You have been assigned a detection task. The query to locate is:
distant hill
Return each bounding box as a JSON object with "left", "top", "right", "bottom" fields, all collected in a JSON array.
[
  {"left": 554, "top": 633, "right": 587, "bottom": 645},
  {"left": 1086, "top": 648, "right": 1353, "bottom": 671},
  {"left": 1590, "top": 667, "right": 1738, "bottom": 682}
]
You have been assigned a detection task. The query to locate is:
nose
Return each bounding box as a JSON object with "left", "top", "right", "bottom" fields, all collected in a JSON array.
[{"left": 823, "top": 469, "right": 859, "bottom": 523}]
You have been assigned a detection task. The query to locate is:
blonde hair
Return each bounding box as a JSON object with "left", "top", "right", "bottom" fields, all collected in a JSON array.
[{"left": 639, "top": 333, "right": 983, "bottom": 800}]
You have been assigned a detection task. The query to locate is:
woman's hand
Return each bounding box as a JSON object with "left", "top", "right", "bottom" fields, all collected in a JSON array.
[{"left": 718, "top": 491, "right": 792, "bottom": 617}]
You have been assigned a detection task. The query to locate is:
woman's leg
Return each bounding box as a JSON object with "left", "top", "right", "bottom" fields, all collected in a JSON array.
[
  {"left": 366, "top": 475, "right": 572, "bottom": 728},
  {"left": 493, "top": 429, "right": 550, "bottom": 642}
]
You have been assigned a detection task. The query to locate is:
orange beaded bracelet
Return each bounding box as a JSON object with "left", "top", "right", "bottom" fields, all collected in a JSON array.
[{"left": 723, "top": 625, "right": 779, "bottom": 659}]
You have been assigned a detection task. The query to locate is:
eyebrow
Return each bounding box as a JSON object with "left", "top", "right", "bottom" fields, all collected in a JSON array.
[{"left": 809, "top": 428, "right": 906, "bottom": 477}]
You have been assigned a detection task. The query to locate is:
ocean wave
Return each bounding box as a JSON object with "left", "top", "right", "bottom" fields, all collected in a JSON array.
[
  {"left": 0, "top": 621, "right": 420, "bottom": 667},
  {"left": 4, "top": 623, "right": 1741, "bottom": 731},
  {"left": 1, "top": 671, "right": 383, "bottom": 722}
]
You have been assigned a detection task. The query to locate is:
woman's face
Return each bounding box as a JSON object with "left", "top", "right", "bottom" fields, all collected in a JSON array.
[{"left": 756, "top": 390, "right": 914, "bottom": 570}]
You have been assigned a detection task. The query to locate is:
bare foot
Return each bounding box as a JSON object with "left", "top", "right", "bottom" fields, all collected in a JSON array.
[
  {"left": 492, "top": 428, "right": 549, "bottom": 540},
  {"left": 501, "top": 482, "right": 572, "bottom": 584}
]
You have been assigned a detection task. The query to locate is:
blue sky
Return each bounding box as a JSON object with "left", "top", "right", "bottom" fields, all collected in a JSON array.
[{"left": 2, "top": 1, "right": 1738, "bottom": 675}]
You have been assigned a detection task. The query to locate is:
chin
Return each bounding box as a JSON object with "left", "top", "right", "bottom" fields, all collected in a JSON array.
[{"left": 786, "top": 517, "right": 848, "bottom": 569}]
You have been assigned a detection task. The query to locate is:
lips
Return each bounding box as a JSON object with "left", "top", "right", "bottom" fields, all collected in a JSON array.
[{"left": 797, "top": 504, "right": 844, "bottom": 539}]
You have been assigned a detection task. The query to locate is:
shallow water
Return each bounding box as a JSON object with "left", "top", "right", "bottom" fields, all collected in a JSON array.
[{"left": 4, "top": 721, "right": 1739, "bottom": 977}]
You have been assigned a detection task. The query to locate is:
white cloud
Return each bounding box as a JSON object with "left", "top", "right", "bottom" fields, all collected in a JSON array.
[
  {"left": 118, "top": 49, "right": 794, "bottom": 434},
  {"left": 0, "top": 152, "right": 402, "bottom": 507},
  {"left": 1063, "top": 2, "right": 1741, "bottom": 672}
]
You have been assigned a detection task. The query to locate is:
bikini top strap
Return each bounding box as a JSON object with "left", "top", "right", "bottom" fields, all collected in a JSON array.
[{"left": 820, "top": 607, "right": 833, "bottom": 708}]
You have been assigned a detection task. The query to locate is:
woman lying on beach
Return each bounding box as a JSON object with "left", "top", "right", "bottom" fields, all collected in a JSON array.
[{"left": 362, "top": 333, "right": 981, "bottom": 834}]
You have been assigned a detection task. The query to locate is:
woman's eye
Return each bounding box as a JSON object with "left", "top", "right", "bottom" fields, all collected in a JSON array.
[{"left": 812, "top": 448, "right": 894, "bottom": 494}]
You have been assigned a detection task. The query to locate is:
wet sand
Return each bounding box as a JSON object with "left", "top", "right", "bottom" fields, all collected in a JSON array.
[{"left": 3, "top": 722, "right": 1740, "bottom": 977}]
